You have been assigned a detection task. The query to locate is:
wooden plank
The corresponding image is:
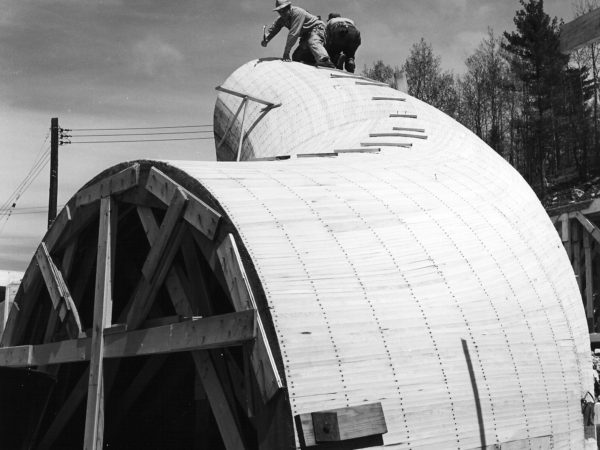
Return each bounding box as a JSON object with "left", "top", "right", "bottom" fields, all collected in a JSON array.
[
  {"left": 0, "top": 204, "right": 75, "bottom": 346},
  {"left": 372, "top": 96, "right": 405, "bottom": 101},
  {"left": 573, "top": 220, "right": 582, "bottom": 290},
  {"left": 296, "top": 403, "right": 387, "bottom": 446},
  {"left": 355, "top": 81, "right": 389, "bottom": 87},
  {"left": 0, "top": 311, "right": 256, "bottom": 367},
  {"left": 118, "top": 185, "right": 165, "bottom": 209},
  {"left": 389, "top": 113, "right": 417, "bottom": 118},
  {"left": 334, "top": 148, "right": 381, "bottom": 154},
  {"left": 561, "top": 214, "right": 572, "bottom": 261},
  {"left": 216, "top": 85, "right": 281, "bottom": 108},
  {"left": 137, "top": 207, "right": 246, "bottom": 450},
  {"left": 181, "top": 233, "right": 212, "bottom": 316},
  {"left": 392, "top": 127, "right": 426, "bottom": 133},
  {"left": 236, "top": 98, "right": 249, "bottom": 162},
  {"left": 361, "top": 142, "right": 412, "bottom": 148},
  {"left": 585, "top": 232, "right": 594, "bottom": 323},
  {"left": 51, "top": 203, "right": 100, "bottom": 254},
  {"left": 43, "top": 203, "right": 73, "bottom": 251},
  {"left": 141, "top": 188, "right": 188, "bottom": 280},
  {"left": 35, "top": 243, "right": 84, "bottom": 338},
  {"left": 216, "top": 234, "right": 282, "bottom": 402},
  {"left": 369, "top": 132, "right": 427, "bottom": 140},
  {"left": 83, "top": 196, "right": 116, "bottom": 450},
  {"left": 76, "top": 164, "right": 139, "bottom": 207},
  {"left": 191, "top": 351, "right": 247, "bottom": 450},
  {"left": 217, "top": 97, "right": 248, "bottom": 151},
  {"left": 573, "top": 211, "right": 600, "bottom": 246},
  {"left": 36, "top": 244, "right": 68, "bottom": 318},
  {"left": 297, "top": 152, "right": 338, "bottom": 158},
  {"left": 125, "top": 192, "right": 187, "bottom": 329},
  {"left": 560, "top": 7, "right": 600, "bottom": 53},
  {"left": 145, "top": 167, "right": 221, "bottom": 240}
]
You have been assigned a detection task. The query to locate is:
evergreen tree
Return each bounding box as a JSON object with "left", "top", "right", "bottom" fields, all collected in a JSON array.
[{"left": 502, "top": 0, "right": 568, "bottom": 195}]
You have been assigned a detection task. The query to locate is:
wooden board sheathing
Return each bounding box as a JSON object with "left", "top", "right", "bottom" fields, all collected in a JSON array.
[
  {"left": 170, "top": 91, "right": 591, "bottom": 449},
  {"left": 10, "top": 62, "right": 587, "bottom": 448},
  {"left": 214, "top": 59, "right": 421, "bottom": 161},
  {"left": 173, "top": 157, "right": 588, "bottom": 448}
]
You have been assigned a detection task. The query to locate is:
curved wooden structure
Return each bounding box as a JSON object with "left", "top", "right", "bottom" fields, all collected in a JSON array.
[{"left": 0, "top": 60, "right": 593, "bottom": 449}]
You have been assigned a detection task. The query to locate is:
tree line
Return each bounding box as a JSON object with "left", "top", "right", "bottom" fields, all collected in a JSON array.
[{"left": 363, "top": 0, "right": 600, "bottom": 198}]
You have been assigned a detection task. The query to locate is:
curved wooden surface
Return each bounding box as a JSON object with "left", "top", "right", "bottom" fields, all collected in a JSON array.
[{"left": 2, "top": 59, "right": 592, "bottom": 448}]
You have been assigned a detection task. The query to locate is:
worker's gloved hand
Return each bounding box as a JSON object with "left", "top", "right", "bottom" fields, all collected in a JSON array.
[{"left": 261, "top": 39, "right": 268, "bottom": 47}]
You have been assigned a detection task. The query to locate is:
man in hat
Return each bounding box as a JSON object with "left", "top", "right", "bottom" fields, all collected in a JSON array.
[
  {"left": 325, "top": 13, "right": 361, "bottom": 73},
  {"left": 261, "top": 0, "right": 334, "bottom": 67}
]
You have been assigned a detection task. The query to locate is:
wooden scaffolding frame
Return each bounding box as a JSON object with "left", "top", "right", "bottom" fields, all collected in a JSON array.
[
  {"left": 549, "top": 199, "right": 600, "bottom": 338},
  {"left": 0, "top": 163, "right": 284, "bottom": 449}
]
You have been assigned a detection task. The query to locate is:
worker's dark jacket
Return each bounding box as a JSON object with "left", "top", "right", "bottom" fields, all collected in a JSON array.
[
  {"left": 265, "top": 6, "right": 328, "bottom": 60},
  {"left": 326, "top": 17, "right": 361, "bottom": 59}
]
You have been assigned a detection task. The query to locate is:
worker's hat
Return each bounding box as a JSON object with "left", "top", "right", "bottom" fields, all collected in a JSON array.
[{"left": 273, "top": 0, "right": 291, "bottom": 11}]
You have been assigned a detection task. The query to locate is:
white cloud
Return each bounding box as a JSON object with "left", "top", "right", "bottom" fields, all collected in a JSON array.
[{"left": 131, "top": 36, "right": 184, "bottom": 76}]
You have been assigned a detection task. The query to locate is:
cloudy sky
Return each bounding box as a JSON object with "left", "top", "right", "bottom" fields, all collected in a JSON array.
[{"left": 0, "top": 0, "right": 574, "bottom": 270}]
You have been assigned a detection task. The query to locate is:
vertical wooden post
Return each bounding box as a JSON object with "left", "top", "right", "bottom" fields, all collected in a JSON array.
[
  {"left": 573, "top": 220, "right": 582, "bottom": 290},
  {"left": 561, "top": 214, "right": 572, "bottom": 261},
  {"left": 48, "top": 117, "right": 59, "bottom": 228},
  {"left": 83, "top": 197, "right": 117, "bottom": 450},
  {"left": 236, "top": 97, "right": 249, "bottom": 162},
  {"left": 584, "top": 231, "right": 594, "bottom": 331}
]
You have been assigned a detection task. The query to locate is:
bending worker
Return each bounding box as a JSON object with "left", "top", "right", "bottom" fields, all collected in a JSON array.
[
  {"left": 326, "top": 13, "right": 361, "bottom": 73},
  {"left": 262, "top": 0, "right": 335, "bottom": 68}
]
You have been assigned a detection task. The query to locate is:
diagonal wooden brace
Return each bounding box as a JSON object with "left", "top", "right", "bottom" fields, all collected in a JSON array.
[
  {"left": 217, "top": 233, "right": 282, "bottom": 403},
  {"left": 35, "top": 242, "right": 84, "bottom": 339},
  {"left": 125, "top": 188, "right": 188, "bottom": 330}
]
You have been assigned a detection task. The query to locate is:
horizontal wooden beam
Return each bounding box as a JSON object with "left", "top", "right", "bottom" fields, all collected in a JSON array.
[
  {"left": 0, "top": 310, "right": 256, "bottom": 368},
  {"left": 560, "top": 7, "right": 600, "bottom": 53},
  {"left": 296, "top": 402, "right": 387, "bottom": 446},
  {"left": 145, "top": 167, "right": 221, "bottom": 240},
  {"left": 76, "top": 164, "right": 139, "bottom": 207}
]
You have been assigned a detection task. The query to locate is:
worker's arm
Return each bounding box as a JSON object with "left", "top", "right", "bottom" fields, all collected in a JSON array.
[
  {"left": 282, "top": 13, "right": 303, "bottom": 60},
  {"left": 263, "top": 17, "right": 284, "bottom": 46}
]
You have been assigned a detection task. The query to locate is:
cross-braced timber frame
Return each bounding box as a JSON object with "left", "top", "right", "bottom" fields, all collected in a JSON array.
[
  {"left": 549, "top": 199, "right": 600, "bottom": 340},
  {"left": 0, "top": 162, "right": 290, "bottom": 449}
]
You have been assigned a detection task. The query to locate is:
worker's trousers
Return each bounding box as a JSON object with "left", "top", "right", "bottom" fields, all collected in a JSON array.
[
  {"left": 326, "top": 24, "right": 361, "bottom": 72},
  {"left": 292, "top": 23, "right": 331, "bottom": 65}
]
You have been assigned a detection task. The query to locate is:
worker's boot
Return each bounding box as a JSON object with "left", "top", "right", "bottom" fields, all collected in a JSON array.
[
  {"left": 316, "top": 57, "right": 335, "bottom": 68},
  {"left": 345, "top": 58, "right": 355, "bottom": 73}
]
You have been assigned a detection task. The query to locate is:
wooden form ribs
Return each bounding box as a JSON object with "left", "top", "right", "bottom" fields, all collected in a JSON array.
[{"left": 0, "top": 163, "right": 283, "bottom": 450}]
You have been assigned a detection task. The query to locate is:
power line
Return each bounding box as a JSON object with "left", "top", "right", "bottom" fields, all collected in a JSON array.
[
  {"left": 69, "top": 130, "right": 213, "bottom": 137},
  {"left": 68, "top": 137, "right": 215, "bottom": 144},
  {"left": 0, "top": 147, "right": 50, "bottom": 213},
  {"left": 0, "top": 204, "right": 65, "bottom": 216},
  {"left": 68, "top": 124, "right": 212, "bottom": 131},
  {"left": 0, "top": 148, "right": 51, "bottom": 234}
]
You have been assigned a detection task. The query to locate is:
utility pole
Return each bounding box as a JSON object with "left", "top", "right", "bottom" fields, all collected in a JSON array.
[{"left": 48, "top": 117, "right": 59, "bottom": 228}]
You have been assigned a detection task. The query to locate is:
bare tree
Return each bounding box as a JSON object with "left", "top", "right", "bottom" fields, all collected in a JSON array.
[{"left": 402, "top": 38, "right": 458, "bottom": 117}]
